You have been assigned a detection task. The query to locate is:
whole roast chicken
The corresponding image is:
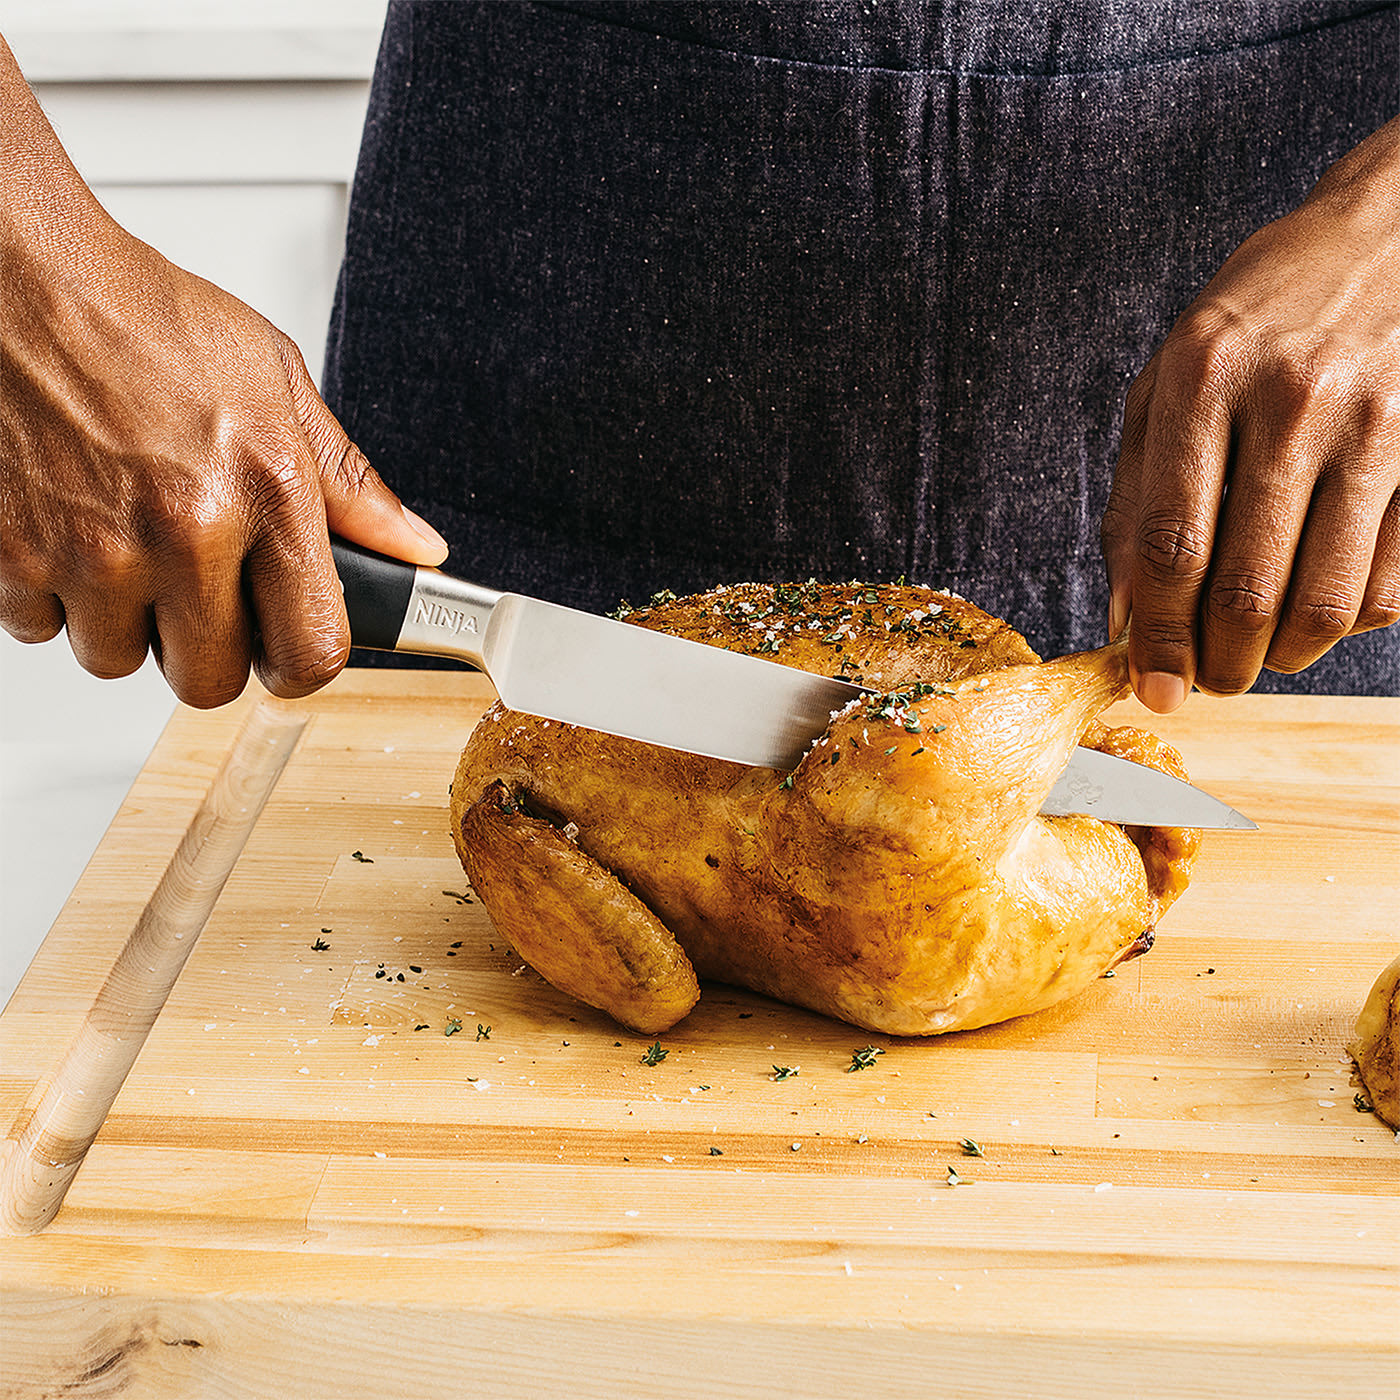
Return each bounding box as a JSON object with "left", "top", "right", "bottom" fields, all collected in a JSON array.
[{"left": 450, "top": 583, "right": 1199, "bottom": 1036}]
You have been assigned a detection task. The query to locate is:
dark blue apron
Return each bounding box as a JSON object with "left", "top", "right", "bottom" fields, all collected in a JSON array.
[{"left": 324, "top": 0, "right": 1399, "bottom": 693}]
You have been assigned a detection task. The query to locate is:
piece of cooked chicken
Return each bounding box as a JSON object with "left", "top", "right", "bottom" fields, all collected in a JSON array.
[{"left": 451, "top": 583, "right": 1199, "bottom": 1036}]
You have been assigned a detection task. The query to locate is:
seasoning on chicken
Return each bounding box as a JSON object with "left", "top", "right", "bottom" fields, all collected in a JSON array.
[{"left": 451, "top": 583, "right": 1199, "bottom": 1036}]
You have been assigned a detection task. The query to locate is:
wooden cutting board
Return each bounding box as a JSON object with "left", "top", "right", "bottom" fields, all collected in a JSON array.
[{"left": 1, "top": 671, "right": 1396, "bottom": 1399}]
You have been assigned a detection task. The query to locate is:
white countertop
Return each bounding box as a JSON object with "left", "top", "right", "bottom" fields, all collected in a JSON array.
[{"left": 2, "top": 0, "right": 384, "bottom": 82}]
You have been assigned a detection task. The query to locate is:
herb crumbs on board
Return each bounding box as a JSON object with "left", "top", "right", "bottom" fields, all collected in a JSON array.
[
  {"left": 311, "top": 937, "right": 330, "bottom": 951},
  {"left": 476, "top": 1024, "right": 492, "bottom": 1041},
  {"left": 444, "top": 1018, "right": 463, "bottom": 1037},
  {"left": 771, "top": 1065, "right": 799, "bottom": 1081},
  {"left": 846, "top": 1045, "right": 885, "bottom": 1072},
  {"left": 946, "top": 1165, "right": 971, "bottom": 1186},
  {"left": 350, "top": 850, "right": 373, "bottom": 863},
  {"left": 960, "top": 1138, "right": 984, "bottom": 1157},
  {"left": 640, "top": 1041, "right": 669, "bottom": 1066}
]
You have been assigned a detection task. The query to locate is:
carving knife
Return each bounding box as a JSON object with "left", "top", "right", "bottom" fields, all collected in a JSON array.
[{"left": 331, "top": 540, "right": 1255, "bottom": 830}]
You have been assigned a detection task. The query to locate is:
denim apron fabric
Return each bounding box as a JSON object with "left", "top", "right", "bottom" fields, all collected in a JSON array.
[{"left": 323, "top": 1, "right": 1399, "bottom": 693}]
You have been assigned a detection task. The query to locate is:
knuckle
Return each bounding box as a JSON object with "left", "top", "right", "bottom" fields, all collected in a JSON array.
[
  {"left": 244, "top": 446, "right": 316, "bottom": 518},
  {"left": 1128, "top": 614, "right": 1195, "bottom": 660},
  {"left": 1136, "top": 514, "right": 1212, "bottom": 581},
  {"left": 1205, "top": 572, "right": 1281, "bottom": 636},
  {"left": 71, "top": 535, "right": 145, "bottom": 592},
  {"left": 1355, "top": 592, "right": 1400, "bottom": 632},
  {"left": 324, "top": 438, "right": 378, "bottom": 498},
  {"left": 1160, "top": 310, "right": 1245, "bottom": 399},
  {"left": 261, "top": 635, "right": 349, "bottom": 698},
  {"left": 1285, "top": 591, "right": 1356, "bottom": 642}
]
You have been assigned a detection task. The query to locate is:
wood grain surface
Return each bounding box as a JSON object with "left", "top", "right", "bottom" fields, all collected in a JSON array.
[{"left": 0, "top": 671, "right": 1395, "bottom": 1399}]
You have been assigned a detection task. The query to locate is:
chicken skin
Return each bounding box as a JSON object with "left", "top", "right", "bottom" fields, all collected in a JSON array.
[{"left": 451, "top": 583, "right": 1199, "bottom": 1036}]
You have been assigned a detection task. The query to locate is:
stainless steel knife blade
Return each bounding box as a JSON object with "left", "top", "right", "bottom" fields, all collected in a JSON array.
[
  {"left": 331, "top": 541, "right": 1256, "bottom": 827},
  {"left": 1044, "top": 745, "right": 1256, "bottom": 829}
]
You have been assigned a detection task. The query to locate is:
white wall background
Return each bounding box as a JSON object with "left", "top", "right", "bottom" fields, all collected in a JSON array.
[{"left": 0, "top": 1, "right": 385, "bottom": 1004}]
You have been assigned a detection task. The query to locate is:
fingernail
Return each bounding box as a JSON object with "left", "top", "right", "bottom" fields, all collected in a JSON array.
[
  {"left": 1138, "top": 671, "right": 1188, "bottom": 714},
  {"left": 401, "top": 505, "right": 448, "bottom": 555}
]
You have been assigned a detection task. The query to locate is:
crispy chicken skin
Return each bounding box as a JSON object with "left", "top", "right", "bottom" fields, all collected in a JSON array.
[{"left": 451, "top": 584, "right": 1200, "bottom": 1036}]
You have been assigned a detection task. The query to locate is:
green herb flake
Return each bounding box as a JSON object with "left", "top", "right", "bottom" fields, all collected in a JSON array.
[
  {"left": 846, "top": 1045, "right": 885, "bottom": 1073},
  {"left": 641, "top": 1041, "right": 669, "bottom": 1066},
  {"left": 311, "top": 937, "right": 331, "bottom": 951},
  {"left": 708, "top": 1146, "right": 724, "bottom": 1156},
  {"left": 444, "top": 1018, "right": 463, "bottom": 1037},
  {"left": 350, "top": 850, "right": 374, "bottom": 863},
  {"left": 771, "top": 1065, "right": 800, "bottom": 1081},
  {"left": 476, "top": 1023, "right": 492, "bottom": 1041},
  {"left": 1354, "top": 1092, "right": 1375, "bottom": 1113},
  {"left": 946, "top": 1165, "right": 970, "bottom": 1186},
  {"left": 959, "top": 1138, "right": 984, "bottom": 1157}
]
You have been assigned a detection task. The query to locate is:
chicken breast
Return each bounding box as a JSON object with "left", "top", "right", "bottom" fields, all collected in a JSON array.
[{"left": 451, "top": 583, "right": 1199, "bottom": 1035}]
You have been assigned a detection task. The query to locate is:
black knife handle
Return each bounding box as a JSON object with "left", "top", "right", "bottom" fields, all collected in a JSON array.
[{"left": 330, "top": 538, "right": 416, "bottom": 651}]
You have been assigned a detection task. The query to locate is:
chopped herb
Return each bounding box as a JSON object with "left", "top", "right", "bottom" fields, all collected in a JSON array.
[
  {"left": 946, "top": 1165, "right": 970, "bottom": 1186},
  {"left": 959, "top": 1138, "right": 984, "bottom": 1157},
  {"left": 1354, "top": 1092, "right": 1375, "bottom": 1113},
  {"left": 476, "top": 1023, "right": 492, "bottom": 1041},
  {"left": 311, "top": 937, "right": 331, "bottom": 952},
  {"left": 709, "top": 1146, "right": 724, "bottom": 1156},
  {"left": 846, "top": 1045, "right": 885, "bottom": 1072},
  {"left": 442, "top": 890, "right": 473, "bottom": 904},
  {"left": 413, "top": 1023, "right": 430, "bottom": 1031},
  {"left": 409, "top": 965, "right": 422, "bottom": 974},
  {"left": 444, "top": 1018, "right": 462, "bottom": 1036},
  {"left": 910, "top": 747, "right": 926, "bottom": 755},
  {"left": 641, "top": 1041, "right": 669, "bottom": 1066},
  {"left": 350, "top": 850, "right": 373, "bottom": 863},
  {"left": 884, "top": 746, "right": 897, "bottom": 755},
  {"left": 320, "top": 927, "right": 333, "bottom": 934},
  {"left": 932, "top": 724, "right": 947, "bottom": 734},
  {"left": 771, "top": 1065, "right": 800, "bottom": 1081},
  {"left": 780, "top": 773, "right": 795, "bottom": 789}
]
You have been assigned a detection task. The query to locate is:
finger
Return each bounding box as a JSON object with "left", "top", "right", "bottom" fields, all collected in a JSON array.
[
  {"left": 1261, "top": 464, "right": 1397, "bottom": 676},
  {"left": 1101, "top": 356, "right": 1156, "bottom": 637},
  {"left": 1352, "top": 489, "right": 1400, "bottom": 636},
  {"left": 277, "top": 336, "right": 448, "bottom": 565},
  {"left": 0, "top": 584, "right": 64, "bottom": 645},
  {"left": 1125, "top": 337, "right": 1236, "bottom": 712},
  {"left": 1194, "top": 413, "right": 1316, "bottom": 693},
  {"left": 63, "top": 600, "right": 152, "bottom": 680},
  {"left": 244, "top": 466, "right": 351, "bottom": 699},
  {"left": 151, "top": 551, "right": 255, "bottom": 709},
  {"left": 58, "top": 544, "right": 153, "bottom": 680},
  {"left": 0, "top": 534, "right": 67, "bottom": 643}
]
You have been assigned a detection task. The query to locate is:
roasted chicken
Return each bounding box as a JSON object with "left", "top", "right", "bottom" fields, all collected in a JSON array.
[{"left": 451, "top": 583, "right": 1199, "bottom": 1035}]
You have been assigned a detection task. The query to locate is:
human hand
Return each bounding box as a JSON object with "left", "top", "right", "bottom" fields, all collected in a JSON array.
[
  {"left": 1101, "top": 117, "right": 1400, "bottom": 713},
  {"left": 0, "top": 203, "right": 447, "bottom": 708}
]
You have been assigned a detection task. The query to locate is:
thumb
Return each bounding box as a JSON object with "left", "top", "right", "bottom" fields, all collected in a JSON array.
[{"left": 280, "top": 337, "right": 448, "bottom": 565}]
